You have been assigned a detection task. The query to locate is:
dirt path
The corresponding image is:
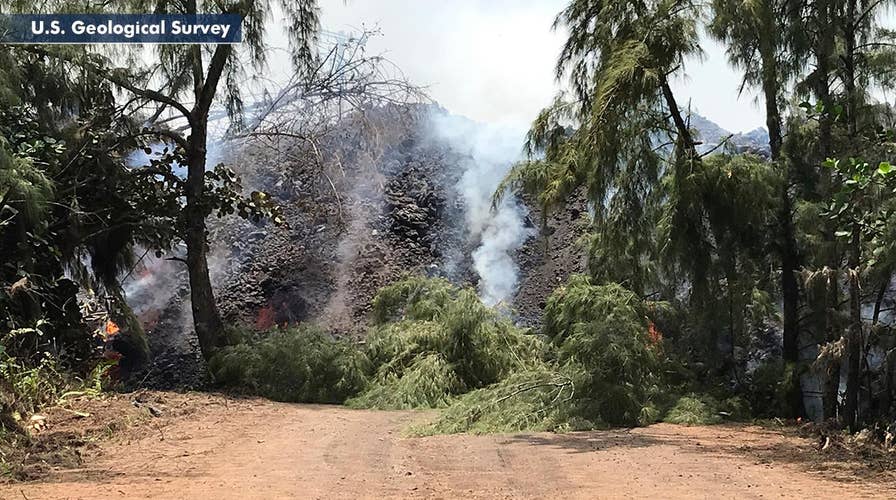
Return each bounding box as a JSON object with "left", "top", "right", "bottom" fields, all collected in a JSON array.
[{"left": 3, "top": 395, "right": 894, "bottom": 499}]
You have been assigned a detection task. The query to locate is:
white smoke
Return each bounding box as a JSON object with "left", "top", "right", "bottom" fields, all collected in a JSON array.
[{"left": 427, "top": 111, "right": 532, "bottom": 307}]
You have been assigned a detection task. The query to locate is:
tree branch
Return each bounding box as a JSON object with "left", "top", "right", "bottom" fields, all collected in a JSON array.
[
  {"left": 13, "top": 46, "right": 195, "bottom": 127},
  {"left": 195, "top": 45, "right": 233, "bottom": 118}
]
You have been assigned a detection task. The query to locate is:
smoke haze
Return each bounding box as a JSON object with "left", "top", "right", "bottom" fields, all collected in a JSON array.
[{"left": 427, "top": 111, "right": 532, "bottom": 306}]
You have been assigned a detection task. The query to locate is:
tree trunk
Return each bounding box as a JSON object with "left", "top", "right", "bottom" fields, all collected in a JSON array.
[
  {"left": 660, "top": 77, "right": 697, "bottom": 160},
  {"left": 871, "top": 278, "right": 888, "bottom": 325},
  {"left": 757, "top": 17, "right": 804, "bottom": 418},
  {"left": 780, "top": 190, "right": 803, "bottom": 418},
  {"left": 840, "top": 0, "right": 862, "bottom": 431},
  {"left": 885, "top": 349, "right": 896, "bottom": 421},
  {"left": 181, "top": 0, "right": 229, "bottom": 361},
  {"left": 823, "top": 269, "right": 841, "bottom": 421},
  {"left": 843, "top": 226, "right": 862, "bottom": 430},
  {"left": 184, "top": 120, "right": 225, "bottom": 359},
  {"left": 814, "top": 0, "right": 839, "bottom": 421},
  {"left": 815, "top": 0, "right": 834, "bottom": 159}
]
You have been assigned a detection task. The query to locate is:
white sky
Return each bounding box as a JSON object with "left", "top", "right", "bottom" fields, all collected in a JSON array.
[{"left": 314, "top": 0, "right": 767, "bottom": 133}]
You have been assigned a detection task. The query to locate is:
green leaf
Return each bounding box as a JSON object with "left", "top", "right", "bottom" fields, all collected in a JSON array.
[
  {"left": 834, "top": 230, "right": 851, "bottom": 238},
  {"left": 878, "top": 161, "right": 893, "bottom": 175}
]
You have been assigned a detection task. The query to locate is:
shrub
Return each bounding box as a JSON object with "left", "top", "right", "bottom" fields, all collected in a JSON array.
[
  {"left": 214, "top": 275, "right": 671, "bottom": 435},
  {"left": 371, "top": 275, "right": 458, "bottom": 324},
  {"left": 744, "top": 359, "right": 797, "bottom": 417},
  {"left": 210, "top": 325, "right": 369, "bottom": 404},
  {"left": 545, "top": 275, "right": 663, "bottom": 426},
  {"left": 348, "top": 279, "right": 548, "bottom": 410},
  {"left": 719, "top": 396, "right": 752, "bottom": 420},
  {"left": 346, "top": 353, "right": 461, "bottom": 409},
  {"left": 664, "top": 394, "right": 723, "bottom": 425},
  {"left": 415, "top": 274, "right": 665, "bottom": 433},
  {"left": 0, "top": 354, "right": 67, "bottom": 417}
]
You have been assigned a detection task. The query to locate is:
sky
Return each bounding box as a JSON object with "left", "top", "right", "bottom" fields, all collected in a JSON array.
[{"left": 312, "top": 0, "right": 767, "bottom": 133}]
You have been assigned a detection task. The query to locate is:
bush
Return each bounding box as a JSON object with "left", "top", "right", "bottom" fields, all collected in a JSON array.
[
  {"left": 371, "top": 275, "right": 458, "bottom": 324},
  {"left": 346, "top": 353, "right": 461, "bottom": 409},
  {"left": 213, "top": 275, "right": 671, "bottom": 435},
  {"left": 413, "top": 274, "right": 666, "bottom": 433},
  {"left": 210, "top": 325, "right": 369, "bottom": 404},
  {"left": 664, "top": 394, "right": 723, "bottom": 425},
  {"left": 0, "top": 354, "right": 67, "bottom": 417},
  {"left": 545, "top": 276, "right": 663, "bottom": 426},
  {"left": 744, "top": 360, "right": 797, "bottom": 417},
  {"left": 348, "top": 279, "right": 548, "bottom": 410}
]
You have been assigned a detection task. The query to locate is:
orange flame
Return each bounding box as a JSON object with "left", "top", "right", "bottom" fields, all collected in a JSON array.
[
  {"left": 105, "top": 320, "right": 120, "bottom": 336},
  {"left": 647, "top": 321, "right": 663, "bottom": 347},
  {"left": 255, "top": 305, "right": 275, "bottom": 330}
]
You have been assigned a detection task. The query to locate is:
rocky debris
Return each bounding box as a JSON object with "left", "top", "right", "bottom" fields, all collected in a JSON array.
[
  {"left": 124, "top": 103, "right": 588, "bottom": 388},
  {"left": 384, "top": 161, "right": 452, "bottom": 254},
  {"left": 125, "top": 280, "right": 208, "bottom": 390},
  {"left": 513, "top": 191, "right": 589, "bottom": 329},
  {"left": 128, "top": 104, "right": 479, "bottom": 362}
]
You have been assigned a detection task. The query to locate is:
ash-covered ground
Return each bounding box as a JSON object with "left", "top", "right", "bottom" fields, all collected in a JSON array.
[{"left": 124, "top": 104, "right": 584, "bottom": 389}]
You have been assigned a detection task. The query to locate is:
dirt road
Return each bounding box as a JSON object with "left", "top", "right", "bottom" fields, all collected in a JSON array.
[{"left": 4, "top": 395, "right": 894, "bottom": 499}]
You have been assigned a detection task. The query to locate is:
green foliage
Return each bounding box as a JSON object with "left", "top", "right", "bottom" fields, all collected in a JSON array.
[
  {"left": 719, "top": 396, "right": 752, "bottom": 421},
  {"left": 745, "top": 360, "right": 799, "bottom": 418},
  {"left": 822, "top": 156, "right": 896, "bottom": 271},
  {"left": 371, "top": 275, "right": 458, "bottom": 324},
  {"left": 349, "top": 278, "right": 548, "bottom": 410},
  {"left": 663, "top": 394, "right": 723, "bottom": 425},
  {"left": 543, "top": 276, "right": 647, "bottom": 342},
  {"left": 496, "top": 0, "right": 706, "bottom": 296},
  {"left": 210, "top": 325, "right": 369, "bottom": 404},
  {"left": 0, "top": 343, "right": 114, "bottom": 440},
  {"left": 346, "top": 353, "right": 461, "bottom": 410},
  {"left": 0, "top": 138, "right": 54, "bottom": 229},
  {"left": 0, "top": 46, "right": 158, "bottom": 388},
  {"left": 657, "top": 153, "right": 782, "bottom": 370},
  {"left": 0, "top": 353, "right": 67, "bottom": 416},
  {"left": 418, "top": 367, "right": 583, "bottom": 435},
  {"left": 406, "top": 275, "right": 665, "bottom": 434},
  {"left": 544, "top": 275, "right": 663, "bottom": 426}
]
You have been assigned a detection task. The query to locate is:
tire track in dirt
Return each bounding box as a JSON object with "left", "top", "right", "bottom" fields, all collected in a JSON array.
[{"left": 3, "top": 397, "right": 894, "bottom": 499}]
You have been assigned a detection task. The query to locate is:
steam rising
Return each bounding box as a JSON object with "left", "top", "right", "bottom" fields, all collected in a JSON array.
[{"left": 427, "top": 111, "right": 532, "bottom": 307}]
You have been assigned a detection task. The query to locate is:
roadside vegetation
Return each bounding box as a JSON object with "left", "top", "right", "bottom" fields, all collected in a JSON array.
[{"left": 211, "top": 275, "right": 760, "bottom": 434}]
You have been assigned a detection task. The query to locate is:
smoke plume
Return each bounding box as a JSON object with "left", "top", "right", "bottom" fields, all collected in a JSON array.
[{"left": 427, "top": 111, "right": 532, "bottom": 307}]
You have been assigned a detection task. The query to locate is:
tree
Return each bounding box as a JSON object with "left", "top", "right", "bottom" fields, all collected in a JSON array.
[
  {"left": 799, "top": 0, "right": 896, "bottom": 429},
  {"left": 823, "top": 154, "right": 896, "bottom": 428},
  {"left": 498, "top": 0, "right": 703, "bottom": 295},
  {"left": 6, "top": 0, "right": 322, "bottom": 360},
  {"left": 0, "top": 44, "right": 175, "bottom": 374},
  {"left": 709, "top": 0, "right": 806, "bottom": 417},
  {"left": 131, "top": 0, "right": 319, "bottom": 360}
]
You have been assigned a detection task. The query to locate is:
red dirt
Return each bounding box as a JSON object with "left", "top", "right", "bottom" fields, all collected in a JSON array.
[{"left": 3, "top": 394, "right": 894, "bottom": 499}]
